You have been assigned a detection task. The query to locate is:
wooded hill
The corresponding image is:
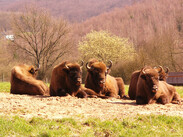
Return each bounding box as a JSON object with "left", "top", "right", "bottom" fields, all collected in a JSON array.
[
  {"left": 72, "top": 0, "right": 182, "bottom": 45},
  {"left": 0, "top": 0, "right": 141, "bottom": 22}
]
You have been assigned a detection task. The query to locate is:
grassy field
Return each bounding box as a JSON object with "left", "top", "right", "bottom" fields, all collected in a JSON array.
[{"left": 0, "top": 115, "right": 183, "bottom": 137}]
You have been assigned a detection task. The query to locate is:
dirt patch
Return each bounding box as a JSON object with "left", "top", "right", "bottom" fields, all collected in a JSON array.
[{"left": 0, "top": 93, "right": 183, "bottom": 120}]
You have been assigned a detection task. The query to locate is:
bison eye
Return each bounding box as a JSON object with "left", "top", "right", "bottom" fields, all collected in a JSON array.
[{"left": 94, "top": 69, "right": 99, "bottom": 73}]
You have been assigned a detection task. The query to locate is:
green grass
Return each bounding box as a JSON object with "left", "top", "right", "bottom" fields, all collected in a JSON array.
[
  {"left": 0, "top": 82, "right": 49, "bottom": 93},
  {"left": 175, "top": 86, "right": 183, "bottom": 98},
  {"left": 125, "top": 85, "right": 129, "bottom": 95},
  {"left": 0, "top": 115, "right": 182, "bottom": 137},
  {"left": 0, "top": 82, "right": 10, "bottom": 93}
]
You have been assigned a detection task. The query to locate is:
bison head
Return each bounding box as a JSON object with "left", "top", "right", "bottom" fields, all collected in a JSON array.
[
  {"left": 140, "top": 66, "right": 162, "bottom": 94},
  {"left": 26, "top": 64, "right": 40, "bottom": 78},
  {"left": 86, "top": 60, "right": 112, "bottom": 90},
  {"left": 154, "top": 66, "right": 169, "bottom": 81},
  {"left": 63, "top": 61, "right": 83, "bottom": 87}
]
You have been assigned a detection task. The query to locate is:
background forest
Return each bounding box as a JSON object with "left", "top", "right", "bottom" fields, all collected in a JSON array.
[{"left": 0, "top": 0, "right": 183, "bottom": 83}]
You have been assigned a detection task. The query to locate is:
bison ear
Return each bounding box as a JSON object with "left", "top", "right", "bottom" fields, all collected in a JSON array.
[
  {"left": 141, "top": 74, "right": 146, "bottom": 80},
  {"left": 63, "top": 67, "right": 69, "bottom": 73},
  {"left": 107, "top": 68, "right": 111, "bottom": 74},
  {"left": 106, "top": 60, "right": 112, "bottom": 74},
  {"left": 107, "top": 60, "right": 112, "bottom": 70},
  {"left": 63, "top": 62, "right": 70, "bottom": 73},
  {"left": 141, "top": 68, "right": 146, "bottom": 80}
]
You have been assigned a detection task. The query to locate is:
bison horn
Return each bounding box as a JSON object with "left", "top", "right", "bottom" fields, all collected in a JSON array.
[
  {"left": 86, "top": 62, "right": 91, "bottom": 70},
  {"left": 158, "top": 65, "right": 163, "bottom": 73},
  {"left": 165, "top": 67, "right": 169, "bottom": 74},
  {"left": 142, "top": 68, "right": 146, "bottom": 74},
  {"left": 80, "top": 60, "right": 84, "bottom": 67},
  {"left": 107, "top": 60, "right": 112, "bottom": 69},
  {"left": 64, "top": 62, "right": 69, "bottom": 69}
]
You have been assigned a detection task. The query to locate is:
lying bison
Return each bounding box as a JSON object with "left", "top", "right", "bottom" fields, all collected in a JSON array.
[
  {"left": 136, "top": 66, "right": 181, "bottom": 104},
  {"left": 10, "top": 64, "right": 49, "bottom": 95},
  {"left": 49, "top": 61, "right": 100, "bottom": 98},
  {"left": 85, "top": 59, "right": 126, "bottom": 99},
  {"left": 128, "top": 66, "right": 169, "bottom": 100}
]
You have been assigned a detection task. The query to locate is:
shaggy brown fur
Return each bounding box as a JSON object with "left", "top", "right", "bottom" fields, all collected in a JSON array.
[
  {"left": 10, "top": 64, "right": 49, "bottom": 95},
  {"left": 85, "top": 59, "right": 126, "bottom": 98},
  {"left": 49, "top": 61, "right": 100, "bottom": 98},
  {"left": 128, "top": 70, "right": 141, "bottom": 100},
  {"left": 128, "top": 66, "right": 169, "bottom": 100},
  {"left": 136, "top": 66, "right": 181, "bottom": 105}
]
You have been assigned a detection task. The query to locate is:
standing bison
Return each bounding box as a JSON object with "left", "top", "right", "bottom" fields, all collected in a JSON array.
[
  {"left": 85, "top": 59, "right": 126, "bottom": 98},
  {"left": 49, "top": 61, "right": 99, "bottom": 98},
  {"left": 128, "top": 66, "right": 169, "bottom": 100},
  {"left": 10, "top": 64, "right": 49, "bottom": 95},
  {"left": 136, "top": 66, "right": 181, "bottom": 104}
]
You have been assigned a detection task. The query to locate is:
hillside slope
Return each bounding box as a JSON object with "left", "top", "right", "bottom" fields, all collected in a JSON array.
[
  {"left": 0, "top": 0, "right": 141, "bottom": 22},
  {"left": 72, "top": 0, "right": 182, "bottom": 45}
]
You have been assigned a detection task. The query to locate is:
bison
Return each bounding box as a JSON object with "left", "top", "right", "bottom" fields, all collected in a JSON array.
[
  {"left": 49, "top": 61, "right": 100, "bottom": 98},
  {"left": 85, "top": 59, "right": 126, "bottom": 99},
  {"left": 10, "top": 64, "right": 49, "bottom": 95},
  {"left": 136, "top": 66, "right": 181, "bottom": 104},
  {"left": 128, "top": 66, "right": 169, "bottom": 100}
]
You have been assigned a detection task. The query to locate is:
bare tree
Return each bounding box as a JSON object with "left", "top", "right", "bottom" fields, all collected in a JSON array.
[{"left": 10, "top": 6, "right": 71, "bottom": 79}]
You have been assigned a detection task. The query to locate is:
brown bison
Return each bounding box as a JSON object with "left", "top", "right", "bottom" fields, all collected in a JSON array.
[
  {"left": 10, "top": 64, "right": 49, "bottom": 95},
  {"left": 136, "top": 66, "right": 181, "bottom": 104},
  {"left": 85, "top": 59, "right": 126, "bottom": 98},
  {"left": 49, "top": 61, "right": 99, "bottom": 98},
  {"left": 128, "top": 66, "right": 169, "bottom": 100}
]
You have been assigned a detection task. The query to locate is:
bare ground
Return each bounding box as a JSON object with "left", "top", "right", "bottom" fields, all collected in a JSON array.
[{"left": 0, "top": 92, "right": 183, "bottom": 120}]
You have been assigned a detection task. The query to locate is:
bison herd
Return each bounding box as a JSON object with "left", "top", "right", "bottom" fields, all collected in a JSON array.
[{"left": 10, "top": 59, "right": 182, "bottom": 105}]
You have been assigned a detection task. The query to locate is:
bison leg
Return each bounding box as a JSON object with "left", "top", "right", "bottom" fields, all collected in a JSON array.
[
  {"left": 38, "top": 81, "right": 49, "bottom": 96},
  {"left": 82, "top": 87, "right": 109, "bottom": 98},
  {"left": 49, "top": 86, "right": 58, "bottom": 96},
  {"left": 57, "top": 89, "right": 69, "bottom": 96},
  {"left": 76, "top": 90, "right": 88, "bottom": 98},
  {"left": 115, "top": 77, "right": 127, "bottom": 99},
  {"left": 172, "top": 92, "right": 181, "bottom": 104},
  {"left": 83, "top": 88, "right": 98, "bottom": 98},
  {"left": 148, "top": 99, "right": 156, "bottom": 104},
  {"left": 157, "top": 95, "right": 169, "bottom": 105},
  {"left": 50, "top": 89, "right": 67, "bottom": 96},
  {"left": 136, "top": 96, "right": 147, "bottom": 104},
  {"left": 105, "top": 92, "right": 120, "bottom": 99}
]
